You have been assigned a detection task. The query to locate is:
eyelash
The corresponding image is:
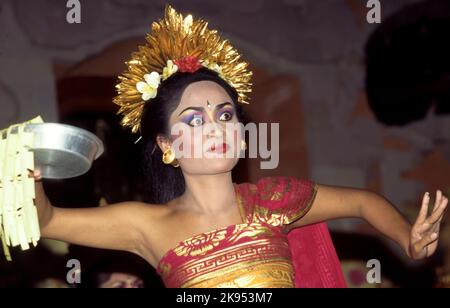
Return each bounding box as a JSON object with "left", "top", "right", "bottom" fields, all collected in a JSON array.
[
  {"left": 186, "top": 110, "right": 234, "bottom": 127},
  {"left": 218, "top": 110, "right": 234, "bottom": 122},
  {"left": 188, "top": 115, "right": 203, "bottom": 127}
]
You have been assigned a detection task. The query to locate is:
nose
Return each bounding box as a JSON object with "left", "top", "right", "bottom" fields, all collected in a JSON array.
[{"left": 206, "top": 121, "right": 224, "bottom": 139}]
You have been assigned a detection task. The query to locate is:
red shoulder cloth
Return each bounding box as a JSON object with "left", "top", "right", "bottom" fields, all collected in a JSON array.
[{"left": 237, "top": 176, "right": 347, "bottom": 288}]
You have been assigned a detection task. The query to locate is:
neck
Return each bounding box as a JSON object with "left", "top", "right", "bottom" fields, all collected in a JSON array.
[{"left": 177, "top": 171, "right": 236, "bottom": 215}]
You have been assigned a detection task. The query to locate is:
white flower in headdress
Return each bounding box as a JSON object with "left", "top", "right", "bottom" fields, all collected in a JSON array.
[
  {"left": 183, "top": 15, "right": 193, "bottom": 32},
  {"left": 136, "top": 72, "right": 161, "bottom": 101},
  {"left": 202, "top": 60, "right": 225, "bottom": 79},
  {"left": 210, "top": 63, "right": 225, "bottom": 79},
  {"left": 162, "top": 60, "right": 179, "bottom": 81}
]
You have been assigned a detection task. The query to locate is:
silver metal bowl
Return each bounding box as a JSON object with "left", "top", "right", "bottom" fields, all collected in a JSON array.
[{"left": 24, "top": 123, "right": 104, "bottom": 179}]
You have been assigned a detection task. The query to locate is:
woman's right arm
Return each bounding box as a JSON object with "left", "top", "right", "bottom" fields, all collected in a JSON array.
[{"left": 33, "top": 170, "right": 150, "bottom": 258}]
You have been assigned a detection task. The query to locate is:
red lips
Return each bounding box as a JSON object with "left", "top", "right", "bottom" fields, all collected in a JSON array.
[{"left": 207, "top": 143, "right": 229, "bottom": 154}]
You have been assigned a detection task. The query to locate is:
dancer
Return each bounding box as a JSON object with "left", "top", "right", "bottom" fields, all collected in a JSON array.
[{"left": 30, "top": 5, "right": 447, "bottom": 288}]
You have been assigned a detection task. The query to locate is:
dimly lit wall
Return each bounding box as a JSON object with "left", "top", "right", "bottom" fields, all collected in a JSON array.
[{"left": 1, "top": 0, "right": 449, "bottom": 286}]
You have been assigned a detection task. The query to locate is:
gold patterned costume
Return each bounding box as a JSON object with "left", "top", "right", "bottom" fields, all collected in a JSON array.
[{"left": 157, "top": 176, "right": 318, "bottom": 288}]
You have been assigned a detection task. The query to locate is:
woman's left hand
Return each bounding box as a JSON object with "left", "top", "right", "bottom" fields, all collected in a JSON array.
[{"left": 409, "top": 190, "right": 448, "bottom": 260}]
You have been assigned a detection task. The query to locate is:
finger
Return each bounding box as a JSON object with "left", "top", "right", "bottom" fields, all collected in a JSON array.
[
  {"left": 416, "top": 222, "right": 433, "bottom": 234},
  {"left": 413, "top": 232, "right": 438, "bottom": 253},
  {"left": 28, "top": 168, "right": 42, "bottom": 181},
  {"left": 35, "top": 170, "right": 43, "bottom": 181},
  {"left": 430, "top": 221, "right": 441, "bottom": 235},
  {"left": 415, "top": 192, "right": 430, "bottom": 225},
  {"left": 428, "top": 215, "right": 443, "bottom": 234},
  {"left": 431, "top": 190, "right": 443, "bottom": 214},
  {"left": 425, "top": 196, "right": 448, "bottom": 225},
  {"left": 430, "top": 207, "right": 446, "bottom": 233}
]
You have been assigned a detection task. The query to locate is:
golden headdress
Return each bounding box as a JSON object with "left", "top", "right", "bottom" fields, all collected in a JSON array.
[{"left": 113, "top": 4, "right": 253, "bottom": 137}]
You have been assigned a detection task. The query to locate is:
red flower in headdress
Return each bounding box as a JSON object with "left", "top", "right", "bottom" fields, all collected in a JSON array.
[{"left": 174, "top": 56, "right": 202, "bottom": 73}]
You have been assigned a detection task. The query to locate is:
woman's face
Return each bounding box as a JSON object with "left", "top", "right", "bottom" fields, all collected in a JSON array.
[{"left": 164, "top": 80, "right": 243, "bottom": 175}]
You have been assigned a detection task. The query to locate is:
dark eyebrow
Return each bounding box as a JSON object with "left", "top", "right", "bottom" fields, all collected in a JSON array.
[
  {"left": 178, "top": 102, "right": 233, "bottom": 116},
  {"left": 178, "top": 106, "right": 203, "bottom": 116}
]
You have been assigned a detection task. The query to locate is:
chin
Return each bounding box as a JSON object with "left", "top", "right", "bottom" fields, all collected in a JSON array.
[
  {"left": 184, "top": 157, "right": 238, "bottom": 174},
  {"left": 203, "top": 158, "right": 237, "bottom": 173}
]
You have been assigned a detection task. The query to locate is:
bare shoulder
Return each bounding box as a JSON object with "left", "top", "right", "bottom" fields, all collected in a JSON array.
[
  {"left": 127, "top": 201, "right": 178, "bottom": 234},
  {"left": 111, "top": 200, "right": 173, "bottom": 226},
  {"left": 111, "top": 201, "right": 176, "bottom": 266}
]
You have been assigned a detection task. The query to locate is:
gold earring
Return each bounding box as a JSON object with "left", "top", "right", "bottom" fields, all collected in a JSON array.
[
  {"left": 241, "top": 140, "right": 247, "bottom": 151},
  {"left": 162, "top": 148, "right": 179, "bottom": 167}
]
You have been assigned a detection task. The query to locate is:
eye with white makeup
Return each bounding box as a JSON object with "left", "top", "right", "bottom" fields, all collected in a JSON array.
[
  {"left": 189, "top": 114, "right": 204, "bottom": 127},
  {"left": 178, "top": 103, "right": 235, "bottom": 127}
]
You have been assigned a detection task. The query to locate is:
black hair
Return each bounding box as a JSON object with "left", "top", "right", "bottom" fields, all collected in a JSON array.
[{"left": 140, "top": 67, "right": 247, "bottom": 204}]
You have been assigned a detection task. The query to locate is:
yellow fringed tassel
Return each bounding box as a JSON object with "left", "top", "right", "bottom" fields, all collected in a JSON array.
[{"left": 0, "top": 116, "right": 43, "bottom": 261}]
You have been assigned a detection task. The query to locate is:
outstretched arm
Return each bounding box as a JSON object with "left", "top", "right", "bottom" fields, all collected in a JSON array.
[
  {"left": 32, "top": 169, "right": 153, "bottom": 262},
  {"left": 288, "top": 184, "right": 448, "bottom": 260}
]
